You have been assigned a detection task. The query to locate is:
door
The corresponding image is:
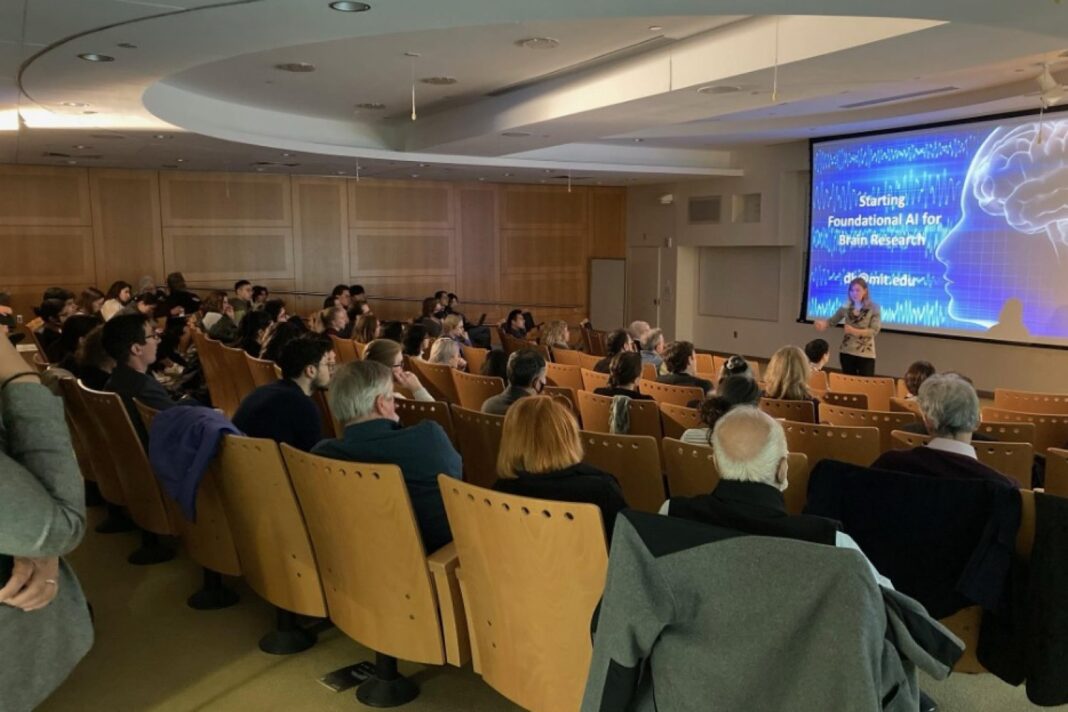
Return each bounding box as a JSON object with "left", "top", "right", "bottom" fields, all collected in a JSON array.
[{"left": 627, "top": 246, "right": 661, "bottom": 327}]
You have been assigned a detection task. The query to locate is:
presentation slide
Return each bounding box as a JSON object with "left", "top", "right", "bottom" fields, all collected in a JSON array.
[{"left": 805, "top": 111, "right": 1068, "bottom": 346}]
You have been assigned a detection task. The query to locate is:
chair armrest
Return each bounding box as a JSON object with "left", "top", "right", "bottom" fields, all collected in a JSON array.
[{"left": 427, "top": 542, "right": 471, "bottom": 667}]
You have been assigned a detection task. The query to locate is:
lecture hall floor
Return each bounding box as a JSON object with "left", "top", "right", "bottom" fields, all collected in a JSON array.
[{"left": 40, "top": 508, "right": 1064, "bottom": 712}]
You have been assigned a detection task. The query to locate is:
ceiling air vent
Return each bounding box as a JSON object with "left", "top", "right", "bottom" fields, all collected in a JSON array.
[{"left": 840, "top": 86, "right": 958, "bottom": 109}]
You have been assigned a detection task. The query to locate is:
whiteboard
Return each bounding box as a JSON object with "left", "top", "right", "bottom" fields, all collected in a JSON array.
[{"left": 590, "top": 258, "right": 626, "bottom": 331}]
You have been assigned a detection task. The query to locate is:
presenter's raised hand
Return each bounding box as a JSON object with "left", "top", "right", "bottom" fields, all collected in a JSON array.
[{"left": 814, "top": 319, "right": 829, "bottom": 332}]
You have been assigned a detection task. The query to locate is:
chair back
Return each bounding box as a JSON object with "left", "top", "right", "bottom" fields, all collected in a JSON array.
[
  {"left": 889, "top": 397, "right": 922, "bottom": 416},
  {"left": 219, "top": 344, "right": 258, "bottom": 407},
  {"left": 640, "top": 362, "right": 657, "bottom": 381},
  {"left": 827, "top": 373, "right": 894, "bottom": 411},
  {"left": 580, "top": 368, "right": 610, "bottom": 392},
  {"left": 981, "top": 407, "right": 1068, "bottom": 455},
  {"left": 217, "top": 435, "right": 328, "bottom": 617},
  {"left": 545, "top": 362, "right": 584, "bottom": 391},
  {"left": 759, "top": 397, "right": 815, "bottom": 424},
  {"left": 353, "top": 340, "right": 366, "bottom": 359},
  {"left": 659, "top": 402, "right": 701, "bottom": 440},
  {"left": 409, "top": 359, "right": 460, "bottom": 403},
  {"left": 245, "top": 354, "right": 280, "bottom": 387},
  {"left": 662, "top": 438, "right": 717, "bottom": 498},
  {"left": 550, "top": 349, "right": 584, "bottom": 367},
  {"left": 461, "top": 345, "right": 489, "bottom": 375},
  {"left": 972, "top": 441, "right": 1034, "bottom": 488},
  {"left": 283, "top": 447, "right": 445, "bottom": 665},
  {"left": 895, "top": 378, "right": 909, "bottom": 399},
  {"left": 994, "top": 388, "right": 1068, "bottom": 415},
  {"left": 781, "top": 421, "right": 880, "bottom": 468},
  {"left": 694, "top": 353, "right": 714, "bottom": 374},
  {"left": 976, "top": 421, "right": 1037, "bottom": 446},
  {"left": 59, "top": 377, "right": 124, "bottom": 503},
  {"left": 396, "top": 399, "right": 456, "bottom": 445},
  {"left": 542, "top": 386, "right": 579, "bottom": 420},
  {"left": 500, "top": 331, "right": 534, "bottom": 356},
  {"left": 575, "top": 391, "right": 662, "bottom": 438},
  {"left": 1046, "top": 448, "right": 1068, "bottom": 498},
  {"left": 78, "top": 386, "right": 176, "bottom": 536},
  {"left": 192, "top": 330, "right": 239, "bottom": 417},
  {"left": 439, "top": 478, "right": 607, "bottom": 712},
  {"left": 449, "top": 404, "right": 505, "bottom": 489},
  {"left": 890, "top": 430, "right": 931, "bottom": 449},
  {"left": 579, "top": 432, "right": 665, "bottom": 513},
  {"left": 451, "top": 370, "right": 505, "bottom": 410},
  {"left": 807, "top": 369, "right": 829, "bottom": 391},
  {"left": 329, "top": 335, "right": 358, "bottom": 364},
  {"left": 637, "top": 379, "right": 704, "bottom": 407},
  {"left": 820, "top": 404, "right": 918, "bottom": 453},
  {"left": 819, "top": 391, "right": 869, "bottom": 411}
]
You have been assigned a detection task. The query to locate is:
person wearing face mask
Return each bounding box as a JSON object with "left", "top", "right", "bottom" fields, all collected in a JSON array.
[
  {"left": 312, "top": 360, "right": 461, "bottom": 552},
  {"left": 813, "top": 277, "right": 882, "bottom": 377},
  {"left": 480, "top": 348, "right": 546, "bottom": 416}
]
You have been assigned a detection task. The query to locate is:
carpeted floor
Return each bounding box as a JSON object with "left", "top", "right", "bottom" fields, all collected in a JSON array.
[{"left": 39, "top": 507, "right": 1065, "bottom": 711}]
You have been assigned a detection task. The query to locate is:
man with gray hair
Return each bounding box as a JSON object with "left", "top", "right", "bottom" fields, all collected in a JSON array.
[
  {"left": 638, "top": 328, "right": 665, "bottom": 371},
  {"left": 312, "top": 360, "right": 462, "bottom": 551},
  {"left": 873, "top": 373, "right": 1018, "bottom": 488}
]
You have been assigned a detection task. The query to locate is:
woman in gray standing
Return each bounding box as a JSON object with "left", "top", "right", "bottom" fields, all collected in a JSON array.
[
  {"left": 814, "top": 277, "right": 882, "bottom": 376},
  {"left": 0, "top": 334, "right": 93, "bottom": 710}
]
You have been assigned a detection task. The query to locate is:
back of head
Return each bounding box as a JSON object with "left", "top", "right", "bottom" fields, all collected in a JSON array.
[
  {"left": 279, "top": 333, "right": 333, "bottom": 380},
  {"left": 605, "top": 328, "right": 630, "bottom": 356},
  {"left": 711, "top": 406, "right": 787, "bottom": 487},
  {"left": 442, "top": 314, "right": 463, "bottom": 333},
  {"left": 329, "top": 359, "right": 393, "bottom": 424},
  {"left": 763, "top": 346, "right": 810, "bottom": 401},
  {"left": 236, "top": 309, "right": 273, "bottom": 345},
  {"left": 58, "top": 314, "right": 100, "bottom": 355},
  {"left": 803, "top": 338, "right": 829, "bottom": 366},
  {"left": 608, "top": 351, "right": 642, "bottom": 388},
  {"left": 543, "top": 320, "right": 568, "bottom": 345},
  {"left": 262, "top": 319, "right": 308, "bottom": 363},
  {"left": 428, "top": 337, "right": 459, "bottom": 364},
  {"left": 35, "top": 298, "right": 66, "bottom": 323},
  {"left": 480, "top": 349, "right": 509, "bottom": 380},
  {"left": 628, "top": 320, "right": 651, "bottom": 340},
  {"left": 203, "top": 291, "right": 227, "bottom": 314},
  {"left": 663, "top": 340, "right": 695, "bottom": 374},
  {"left": 718, "top": 354, "right": 752, "bottom": 381},
  {"left": 507, "top": 348, "right": 546, "bottom": 388},
  {"left": 363, "top": 338, "right": 402, "bottom": 368},
  {"left": 917, "top": 373, "right": 979, "bottom": 437},
  {"left": 402, "top": 323, "right": 427, "bottom": 356},
  {"left": 76, "top": 325, "right": 111, "bottom": 369},
  {"left": 263, "top": 298, "right": 286, "bottom": 322},
  {"left": 354, "top": 314, "right": 378, "bottom": 343},
  {"left": 350, "top": 284, "right": 366, "bottom": 298},
  {"left": 102, "top": 313, "right": 149, "bottom": 363},
  {"left": 904, "top": 360, "right": 936, "bottom": 396},
  {"left": 497, "top": 396, "right": 582, "bottom": 477},
  {"left": 506, "top": 308, "right": 523, "bottom": 326},
  {"left": 699, "top": 375, "right": 763, "bottom": 431},
  {"left": 43, "top": 287, "right": 74, "bottom": 303},
  {"left": 421, "top": 296, "right": 439, "bottom": 319},
  {"left": 640, "top": 328, "right": 663, "bottom": 352},
  {"left": 166, "top": 272, "right": 186, "bottom": 291}
]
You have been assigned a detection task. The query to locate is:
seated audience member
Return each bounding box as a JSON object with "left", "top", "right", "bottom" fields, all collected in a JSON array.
[
  {"left": 363, "top": 338, "right": 434, "bottom": 402},
  {"left": 594, "top": 329, "right": 634, "bottom": 373},
  {"left": 352, "top": 314, "right": 378, "bottom": 344},
  {"left": 595, "top": 352, "right": 653, "bottom": 401},
  {"left": 231, "top": 309, "right": 273, "bottom": 358},
  {"left": 33, "top": 299, "right": 66, "bottom": 361},
  {"left": 763, "top": 345, "right": 819, "bottom": 406},
  {"left": 72, "top": 325, "right": 115, "bottom": 391},
  {"left": 804, "top": 338, "right": 831, "bottom": 373},
  {"left": 231, "top": 280, "right": 253, "bottom": 323},
  {"left": 75, "top": 287, "right": 105, "bottom": 319},
  {"left": 657, "top": 340, "right": 713, "bottom": 394},
  {"left": 401, "top": 323, "right": 429, "bottom": 358},
  {"left": 136, "top": 275, "right": 158, "bottom": 296},
  {"left": 321, "top": 306, "right": 349, "bottom": 338},
  {"left": 628, "top": 320, "right": 651, "bottom": 350},
  {"left": 500, "top": 308, "right": 528, "bottom": 340},
  {"left": 482, "top": 348, "right": 546, "bottom": 415},
  {"left": 50, "top": 315, "right": 100, "bottom": 372},
  {"left": 377, "top": 320, "right": 403, "bottom": 343},
  {"left": 263, "top": 298, "right": 287, "bottom": 323},
  {"left": 541, "top": 320, "right": 571, "bottom": 351},
  {"left": 261, "top": 319, "right": 308, "bottom": 364},
  {"left": 251, "top": 285, "right": 269, "bottom": 307},
  {"left": 873, "top": 373, "right": 1018, "bottom": 487},
  {"left": 41, "top": 287, "right": 77, "bottom": 320},
  {"left": 493, "top": 396, "right": 627, "bottom": 535},
  {"left": 313, "top": 360, "right": 461, "bottom": 551},
  {"left": 200, "top": 291, "right": 238, "bottom": 342},
  {"left": 418, "top": 297, "right": 444, "bottom": 338},
  {"left": 480, "top": 349, "right": 509, "bottom": 381},
  {"left": 681, "top": 375, "right": 762, "bottom": 446},
  {"left": 442, "top": 314, "right": 471, "bottom": 347},
  {"left": 233, "top": 334, "right": 334, "bottom": 451},
  {"left": 718, "top": 354, "right": 754, "bottom": 382},
  {"left": 639, "top": 328, "right": 665, "bottom": 371},
  {"left": 427, "top": 337, "right": 467, "bottom": 371},
  {"left": 349, "top": 284, "right": 366, "bottom": 305},
  {"left": 117, "top": 291, "right": 160, "bottom": 318},
  {"left": 0, "top": 292, "right": 17, "bottom": 342},
  {"left": 163, "top": 271, "right": 201, "bottom": 316},
  {"left": 443, "top": 292, "right": 462, "bottom": 317},
  {"left": 102, "top": 313, "right": 178, "bottom": 443},
  {"left": 904, "top": 360, "right": 936, "bottom": 398},
  {"left": 325, "top": 284, "right": 351, "bottom": 310},
  {"left": 100, "top": 281, "right": 132, "bottom": 321}
]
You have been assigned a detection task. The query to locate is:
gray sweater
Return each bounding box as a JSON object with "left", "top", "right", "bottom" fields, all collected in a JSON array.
[{"left": 0, "top": 383, "right": 94, "bottom": 711}]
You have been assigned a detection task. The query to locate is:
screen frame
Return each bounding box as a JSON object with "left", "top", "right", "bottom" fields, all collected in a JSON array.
[{"left": 799, "top": 103, "right": 1068, "bottom": 350}]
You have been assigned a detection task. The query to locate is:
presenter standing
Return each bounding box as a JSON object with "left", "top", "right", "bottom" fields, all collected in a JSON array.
[{"left": 814, "top": 277, "right": 881, "bottom": 376}]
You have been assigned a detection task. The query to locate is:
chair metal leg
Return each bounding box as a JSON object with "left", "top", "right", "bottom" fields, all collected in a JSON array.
[
  {"left": 355, "top": 652, "right": 419, "bottom": 707},
  {"left": 127, "top": 530, "right": 175, "bottom": 565},
  {"left": 187, "top": 568, "right": 239, "bottom": 610},
  {"left": 259, "top": 607, "right": 317, "bottom": 655}
]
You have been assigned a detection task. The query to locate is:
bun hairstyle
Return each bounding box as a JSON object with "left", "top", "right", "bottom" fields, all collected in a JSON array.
[
  {"left": 697, "top": 374, "right": 763, "bottom": 444},
  {"left": 718, "top": 354, "right": 752, "bottom": 381}
]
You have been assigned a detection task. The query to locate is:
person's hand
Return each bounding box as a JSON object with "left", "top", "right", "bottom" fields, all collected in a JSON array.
[
  {"left": 0, "top": 557, "right": 60, "bottom": 611},
  {"left": 814, "top": 319, "right": 829, "bottom": 332},
  {"left": 394, "top": 369, "right": 422, "bottom": 392},
  {"left": 0, "top": 305, "right": 12, "bottom": 316},
  {"left": 843, "top": 325, "right": 859, "bottom": 336},
  {"left": 222, "top": 303, "right": 235, "bottom": 319}
]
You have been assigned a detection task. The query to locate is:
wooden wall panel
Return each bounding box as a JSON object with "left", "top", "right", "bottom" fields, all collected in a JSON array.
[
  {"left": 350, "top": 228, "right": 455, "bottom": 277},
  {"left": 590, "top": 188, "right": 627, "bottom": 258},
  {"left": 163, "top": 227, "right": 293, "bottom": 281},
  {"left": 293, "top": 177, "right": 346, "bottom": 294},
  {"left": 0, "top": 166, "right": 91, "bottom": 225},
  {"left": 349, "top": 179, "right": 453, "bottom": 228},
  {"left": 90, "top": 169, "right": 164, "bottom": 287},
  {"left": 501, "top": 229, "right": 587, "bottom": 275},
  {"left": 500, "top": 272, "right": 588, "bottom": 307},
  {"left": 160, "top": 172, "right": 291, "bottom": 227},
  {"left": 501, "top": 185, "right": 587, "bottom": 229},
  {"left": 0, "top": 226, "right": 95, "bottom": 285},
  {"left": 456, "top": 186, "right": 498, "bottom": 303}
]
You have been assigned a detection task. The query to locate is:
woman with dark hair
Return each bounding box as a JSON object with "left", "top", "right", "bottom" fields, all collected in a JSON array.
[
  {"left": 352, "top": 314, "right": 379, "bottom": 344},
  {"left": 33, "top": 299, "right": 66, "bottom": 362},
  {"left": 480, "top": 349, "right": 509, "bottom": 381},
  {"left": 73, "top": 325, "right": 115, "bottom": 391},
  {"left": 594, "top": 329, "right": 633, "bottom": 373},
  {"left": 717, "top": 354, "right": 754, "bottom": 382},
  {"left": 903, "top": 360, "right": 936, "bottom": 398},
  {"left": 418, "top": 297, "right": 443, "bottom": 338},
  {"left": 100, "top": 281, "right": 132, "bottom": 321},
  {"left": 594, "top": 352, "right": 653, "bottom": 400},
  {"left": 261, "top": 319, "right": 308, "bottom": 364},
  {"left": 814, "top": 276, "right": 882, "bottom": 376},
  {"left": 251, "top": 285, "right": 269, "bottom": 306},
  {"left": 378, "top": 320, "right": 404, "bottom": 343},
  {"left": 231, "top": 310, "right": 273, "bottom": 358},
  {"left": 74, "top": 287, "right": 105, "bottom": 319},
  {"left": 49, "top": 314, "right": 99, "bottom": 368},
  {"left": 681, "top": 375, "right": 763, "bottom": 446},
  {"left": 402, "top": 323, "right": 429, "bottom": 358},
  {"left": 263, "top": 298, "right": 287, "bottom": 323}
]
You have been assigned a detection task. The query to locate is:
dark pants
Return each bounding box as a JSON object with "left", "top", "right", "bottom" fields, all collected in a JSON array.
[{"left": 839, "top": 352, "right": 875, "bottom": 376}]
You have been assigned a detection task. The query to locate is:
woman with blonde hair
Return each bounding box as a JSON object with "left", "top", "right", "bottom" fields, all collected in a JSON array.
[
  {"left": 362, "top": 338, "right": 434, "bottom": 402},
  {"left": 763, "top": 345, "right": 818, "bottom": 404},
  {"left": 428, "top": 337, "right": 467, "bottom": 371},
  {"left": 492, "top": 396, "right": 627, "bottom": 535},
  {"left": 541, "top": 320, "right": 571, "bottom": 351},
  {"left": 442, "top": 314, "right": 471, "bottom": 347}
]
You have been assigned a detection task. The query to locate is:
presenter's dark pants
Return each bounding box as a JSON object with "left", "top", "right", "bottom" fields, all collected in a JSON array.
[{"left": 840, "top": 353, "right": 875, "bottom": 376}]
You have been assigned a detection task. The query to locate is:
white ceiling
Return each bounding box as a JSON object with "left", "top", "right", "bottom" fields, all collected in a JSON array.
[{"left": 1, "top": 0, "right": 1067, "bottom": 184}]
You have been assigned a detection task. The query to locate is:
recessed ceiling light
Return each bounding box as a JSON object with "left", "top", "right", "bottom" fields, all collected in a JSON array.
[
  {"left": 354, "top": 102, "right": 386, "bottom": 110},
  {"left": 699, "top": 85, "right": 743, "bottom": 95},
  {"left": 504, "top": 172, "right": 513, "bottom": 177},
  {"left": 516, "top": 37, "right": 559, "bottom": 50},
  {"left": 116, "top": 42, "right": 137, "bottom": 49},
  {"left": 329, "top": 1, "right": 371, "bottom": 11},
  {"left": 410, "top": 173, "right": 419, "bottom": 178},
  {"left": 420, "top": 76, "right": 458, "bottom": 85},
  {"left": 418, "top": 163, "right": 428, "bottom": 167},
  {"left": 176, "top": 158, "right": 186, "bottom": 163},
  {"left": 152, "top": 134, "right": 171, "bottom": 140},
  {"left": 59, "top": 101, "right": 89, "bottom": 108},
  {"left": 501, "top": 131, "right": 531, "bottom": 138},
  {"left": 255, "top": 167, "right": 265, "bottom": 172},
  {"left": 66, "top": 160, "right": 78, "bottom": 165},
  {"left": 648, "top": 25, "right": 663, "bottom": 31},
  {"left": 336, "top": 170, "right": 347, "bottom": 175},
  {"left": 543, "top": 169, "right": 553, "bottom": 174},
  {"left": 73, "top": 144, "right": 91, "bottom": 150},
  {"left": 632, "top": 138, "right": 644, "bottom": 143},
  {"left": 281, "top": 152, "right": 293, "bottom": 157},
  {"left": 275, "top": 62, "right": 316, "bottom": 73},
  {"left": 78, "top": 53, "right": 114, "bottom": 62}
]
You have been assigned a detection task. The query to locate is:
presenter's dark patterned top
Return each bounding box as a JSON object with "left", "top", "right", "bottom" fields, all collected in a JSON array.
[{"left": 827, "top": 304, "right": 881, "bottom": 358}]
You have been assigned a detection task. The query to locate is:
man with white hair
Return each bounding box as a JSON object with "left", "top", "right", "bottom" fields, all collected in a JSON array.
[
  {"left": 638, "top": 328, "right": 665, "bottom": 371},
  {"left": 312, "top": 360, "right": 462, "bottom": 551},
  {"left": 874, "top": 373, "right": 1019, "bottom": 488}
]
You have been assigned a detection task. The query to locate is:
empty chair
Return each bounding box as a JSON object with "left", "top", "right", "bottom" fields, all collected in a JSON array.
[
  {"left": 1046, "top": 448, "right": 1068, "bottom": 498},
  {"left": 192, "top": 330, "right": 238, "bottom": 417},
  {"left": 637, "top": 379, "right": 704, "bottom": 407},
  {"left": 759, "top": 397, "right": 816, "bottom": 424},
  {"left": 807, "top": 369, "right": 829, "bottom": 392},
  {"left": 219, "top": 344, "right": 258, "bottom": 406},
  {"left": 580, "top": 367, "right": 610, "bottom": 392},
  {"left": 396, "top": 399, "right": 456, "bottom": 444},
  {"left": 451, "top": 369, "right": 505, "bottom": 410},
  {"left": 575, "top": 390, "right": 662, "bottom": 438},
  {"left": 439, "top": 477, "right": 608, "bottom": 712},
  {"left": 550, "top": 349, "right": 585, "bottom": 368},
  {"left": 827, "top": 373, "right": 895, "bottom": 411},
  {"left": 461, "top": 345, "right": 489, "bottom": 375},
  {"left": 579, "top": 431, "right": 665, "bottom": 513},
  {"left": 329, "top": 334, "right": 359, "bottom": 364},
  {"left": 640, "top": 362, "right": 657, "bottom": 381},
  {"left": 782, "top": 421, "right": 881, "bottom": 469},
  {"left": 545, "top": 361, "right": 584, "bottom": 391},
  {"left": 981, "top": 407, "right": 1068, "bottom": 455},
  {"left": 246, "top": 353, "right": 281, "bottom": 387},
  {"left": 820, "top": 391, "right": 869, "bottom": 410},
  {"left": 409, "top": 359, "right": 460, "bottom": 403},
  {"left": 976, "top": 420, "right": 1037, "bottom": 447},
  {"left": 694, "top": 353, "right": 714, "bottom": 374},
  {"left": 449, "top": 404, "right": 505, "bottom": 489},
  {"left": 889, "top": 396, "right": 922, "bottom": 417},
  {"left": 542, "top": 385, "right": 579, "bottom": 419},
  {"left": 216, "top": 435, "right": 328, "bottom": 653},
  {"left": 659, "top": 402, "right": 701, "bottom": 440},
  {"left": 820, "top": 404, "right": 918, "bottom": 453},
  {"left": 994, "top": 388, "right": 1068, "bottom": 415},
  {"left": 284, "top": 448, "right": 462, "bottom": 706}
]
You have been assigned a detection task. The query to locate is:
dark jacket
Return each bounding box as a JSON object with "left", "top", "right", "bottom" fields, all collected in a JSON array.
[
  {"left": 593, "top": 356, "right": 612, "bottom": 373},
  {"left": 163, "top": 288, "right": 201, "bottom": 317},
  {"left": 668, "top": 479, "right": 840, "bottom": 545},
  {"left": 148, "top": 405, "right": 239, "bottom": 520},
  {"left": 899, "top": 420, "right": 996, "bottom": 441},
  {"left": 805, "top": 459, "right": 1020, "bottom": 618},
  {"left": 233, "top": 380, "right": 327, "bottom": 453},
  {"left": 657, "top": 371, "right": 713, "bottom": 394},
  {"left": 481, "top": 385, "right": 532, "bottom": 415},
  {"left": 493, "top": 463, "right": 627, "bottom": 536},
  {"left": 105, "top": 363, "right": 177, "bottom": 445},
  {"left": 593, "top": 386, "right": 653, "bottom": 401},
  {"left": 874, "top": 445, "right": 1019, "bottom": 489},
  {"left": 312, "top": 419, "right": 461, "bottom": 552}
]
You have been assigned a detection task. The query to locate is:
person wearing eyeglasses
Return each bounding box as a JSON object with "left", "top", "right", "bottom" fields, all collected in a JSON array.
[
  {"left": 362, "top": 339, "right": 435, "bottom": 402},
  {"left": 100, "top": 313, "right": 178, "bottom": 445}
]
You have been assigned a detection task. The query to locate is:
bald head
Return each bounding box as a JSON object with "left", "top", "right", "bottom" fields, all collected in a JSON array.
[{"left": 711, "top": 406, "right": 789, "bottom": 489}]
